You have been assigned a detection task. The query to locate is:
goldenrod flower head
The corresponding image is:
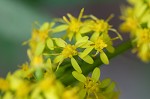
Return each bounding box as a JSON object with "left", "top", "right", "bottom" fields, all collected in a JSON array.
[
  {"left": 0, "top": 78, "right": 9, "bottom": 91},
  {"left": 94, "top": 37, "right": 107, "bottom": 52},
  {"left": 133, "top": 28, "right": 150, "bottom": 62},
  {"left": 136, "top": 28, "right": 150, "bottom": 45},
  {"left": 120, "top": 17, "right": 138, "bottom": 33},
  {"left": 120, "top": 0, "right": 150, "bottom": 62},
  {"left": 62, "top": 44, "right": 77, "bottom": 58},
  {"left": 53, "top": 37, "right": 93, "bottom": 73},
  {"left": 31, "top": 55, "right": 44, "bottom": 67},
  {"left": 89, "top": 19, "right": 110, "bottom": 33},
  {"left": 63, "top": 8, "right": 84, "bottom": 41},
  {"left": 80, "top": 36, "right": 109, "bottom": 64},
  {"left": 31, "top": 22, "right": 52, "bottom": 42}
]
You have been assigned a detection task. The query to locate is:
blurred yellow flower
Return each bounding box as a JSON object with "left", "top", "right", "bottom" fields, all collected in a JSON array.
[{"left": 62, "top": 8, "right": 84, "bottom": 41}]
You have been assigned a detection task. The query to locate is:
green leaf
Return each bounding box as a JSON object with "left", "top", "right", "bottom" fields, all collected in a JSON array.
[
  {"left": 100, "top": 51, "right": 109, "bottom": 64},
  {"left": 53, "top": 24, "right": 68, "bottom": 33},
  {"left": 92, "top": 67, "right": 100, "bottom": 82},
  {"left": 35, "top": 42, "right": 45, "bottom": 55},
  {"left": 100, "top": 78, "right": 111, "bottom": 88},
  {"left": 71, "top": 57, "right": 82, "bottom": 73},
  {"left": 72, "top": 71, "right": 86, "bottom": 83},
  {"left": 46, "top": 38, "right": 54, "bottom": 50}
]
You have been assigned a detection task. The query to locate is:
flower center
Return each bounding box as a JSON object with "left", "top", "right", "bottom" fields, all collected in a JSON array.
[
  {"left": 62, "top": 44, "right": 77, "bottom": 58},
  {"left": 84, "top": 77, "right": 99, "bottom": 93},
  {"left": 94, "top": 37, "right": 107, "bottom": 52},
  {"left": 69, "top": 20, "right": 81, "bottom": 33},
  {"left": 137, "top": 29, "right": 150, "bottom": 45},
  {"left": 93, "top": 20, "right": 109, "bottom": 32}
]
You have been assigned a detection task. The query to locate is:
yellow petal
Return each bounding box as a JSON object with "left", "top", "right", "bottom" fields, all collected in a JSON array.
[
  {"left": 79, "top": 26, "right": 91, "bottom": 34},
  {"left": 75, "top": 36, "right": 89, "bottom": 47},
  {"left": 53, "top": 38, "right": 66, "bottom": 47},
  {"left": 46, "top": 58, "right": 52, "bottom": 71},
  {"left": 100, "top": 78, "right": 111, "bottom": 88},
  {"left": 106, "top": 45, "right": 115, "bottom": 53},
  {"left": 72, "top": 71, "right": 86, "bottom": 83},
  {"left": 92, "top": 67, "right": 100, "bottom": 82},
  {"left": 35, "top": 42, "right": 45, "bottom": 55},
  {"left": 63, "top": 16, "right": 70, "bottom": 24},
  {"left": 79, "top": 54, "right": 94, "bottom": 64},
  {"left": 75, "top": 33, "right": 82, "bottom": 41},
  {"left": 71, "top": 57, "right": 82, "bottom": 73},
  {"left": 46, "top": 38, "right": 54, "bottom": 50},
  {"left": 54, "top": 55, "right": 64, "bottom": 63},
  {"left": 79, "top": 47, "right": 93, "bottom": 58},
  {"left": 40, "top": 22, "right": 50, "bottom": 31},
  {"left": 78, "top": 8, "right": 84, "bottom": 21},
  {"left": 100, "top": 51, "right": 109, "bottom": 64},
  {"left": 90, "top": 32, "right": 100, "bottom": 42},
  {"left": 105, "top": 82, "right": 115, "bottom": 93},
  {"left": 68, "top": 32, "right": 74, "bottom": 41},
  {"left": 52, "top": 25, "right": 68, "bottom": 33}
]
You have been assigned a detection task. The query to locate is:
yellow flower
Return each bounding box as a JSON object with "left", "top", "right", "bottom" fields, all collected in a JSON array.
[
  {"left": 0, "top": 78, "right": 9, "bottom": 91},
  {"left": 82, "top": 15, "right": 122, "bottom": 41},
  {"left": 72, "top": 67, "right": 100, "bottom": 98},
  {"left": 62, "top": 8, "right": 84, "bottom": 41},
  {"left": 79, "top": 36, "right": 111, "bottom": 64},
  {"left": 62, "top": 88, "right": 79, "bottom": 99},
  {"left": 119, "top": 17, "right": 139, "bottom": 33},
  {"left": 31, "top": 55, "right": 44, "bottom": 67},
  {"left": 53, "top": 37, "right": 94, "bottom": 73},
  {"left": 27, "top": 22, "right": 55, "bottom": 56},
  {"left": 134, "top": 28, "right": 150, "bottom": 62}
]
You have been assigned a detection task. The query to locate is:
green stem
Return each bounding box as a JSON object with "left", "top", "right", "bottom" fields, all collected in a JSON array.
[{"left": 57, "top": 40, "right": 132, "bottom": 86}]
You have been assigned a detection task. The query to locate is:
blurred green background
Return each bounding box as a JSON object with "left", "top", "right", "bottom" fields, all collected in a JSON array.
[{"left": 0, "top": 0, "right": 150, "bottom": 99}]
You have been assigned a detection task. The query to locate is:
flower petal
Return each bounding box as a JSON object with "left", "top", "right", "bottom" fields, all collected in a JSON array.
[
  {"left": 54, "top": 55, "right": 64, "bottom": 64},
  {"left": 105, "top": 82, "right": 115, "bottom": 93},
  {"left": 71, "top": 57, "right": 82, "bottom": 73},
  {"left": 100, "top": 51, "right": 109, "bottom": 64},
  {"left": 106, "top": 45, "right": 115, "bottom": 53},
  {"left": 35, "top": 42, "right": 45, "bottom": 55},
  {"left": 79, "top": 54, "right": 94, "bottom": 64},
  {"left": 46, "top": 38, "right": 54, "bottom": 50},
  {"left": 40, "top": 22, "right": 50, "bottom": 31},
  {"left": 90, "top": 32, "right": 99, "bottom": 42},
  {"left": 53, "top": 25, "right": 68, "bottom": 33},
  {"left": 100, "top": 78, "right": 111, "bottom": 88},
  {"left": 92, "top": 67, "right": 100, "bottom": 82},
  {"left": 72, "top": 71, "right": 86, "bottom": 83},
  {"left": 53, "top": 38, "right": 66, "bottom": 47},
  {"left": 75, "top": 36, "right": 89, "bottom": 47},
  {"left": 79, "top": 47, "right": 93, "bottom": 58}
]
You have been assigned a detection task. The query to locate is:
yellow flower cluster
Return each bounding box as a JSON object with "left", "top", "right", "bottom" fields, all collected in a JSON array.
[
  {"left": 120, "top": 0, "right": 150, "bottom": 62},
  {"left": 72, "top": 68, "right": 119, "bottom": 99},
  {"left": 0, "top": 8, "right": 121, "bottom": 99}
]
